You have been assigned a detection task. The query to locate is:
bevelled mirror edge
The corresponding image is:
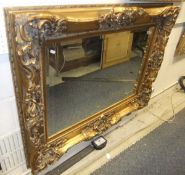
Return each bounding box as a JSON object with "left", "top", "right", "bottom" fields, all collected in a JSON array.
[{"left": 4, "top": 5, "right": 180, "bottom": 174}]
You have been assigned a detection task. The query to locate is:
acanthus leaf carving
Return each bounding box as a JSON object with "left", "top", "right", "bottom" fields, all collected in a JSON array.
[
  {"left": 99, "top": 8, "right": 150, "bottom": 30},
  {"left": 15, "top": 16, "right": 45, "bottom": 149},
  {"left": 137, "top": 7, "right": 180, "bottom": 107},
  {"left": 81, "top": 112, "right": 120, "bottom": 140},
  {"left": 32, "top": 137, "right": 68, "bottom": 173},
  {"left": 20, "top": 16, "right": 68, "bottom": 43}
]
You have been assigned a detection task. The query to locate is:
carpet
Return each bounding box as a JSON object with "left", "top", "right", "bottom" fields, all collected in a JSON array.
[{"left": 92, "top": 107, "right": 185, "bottom": 175}]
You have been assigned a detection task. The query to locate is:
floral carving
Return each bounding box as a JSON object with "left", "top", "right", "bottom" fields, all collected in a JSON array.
[
  {"left": 33, "top": 137, "right": 67, "bottom": 172},
  {"left": 14, "top": 17, "right": 45, "bottom": 149},
  {"left": 99, "top": 8, "right": 150, "bottom": 30},
  {"left": 137, "top": 7, "right": 180, "bottom": 107},
  {"left": 21, "top": 16, "right": 68, "bottom": 42},
  {"left": 82, "top": 112, "right": 120, "bottom": 140}
]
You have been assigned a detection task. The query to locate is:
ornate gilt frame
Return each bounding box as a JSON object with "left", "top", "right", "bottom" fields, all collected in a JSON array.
[
  {"left": 5, "top": 5, "right": 179, "bottom": 174},
  {"left": 175, "top": 29, "right": 185, "bottom": 56}
]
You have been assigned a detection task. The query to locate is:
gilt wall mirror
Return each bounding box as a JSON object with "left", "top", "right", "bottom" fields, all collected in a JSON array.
[{"left": 5, "top": 4, "right": 179, "bottom": 174}]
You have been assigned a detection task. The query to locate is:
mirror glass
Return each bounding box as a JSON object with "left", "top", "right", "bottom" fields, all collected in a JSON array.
[{"left": 46, "top": 29, "right": 149, "bottom": 136}]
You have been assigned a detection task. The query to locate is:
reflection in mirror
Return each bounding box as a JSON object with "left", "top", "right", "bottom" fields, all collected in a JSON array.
[{"left": 46, "top": 29, "right": 149, "bottom": 136}]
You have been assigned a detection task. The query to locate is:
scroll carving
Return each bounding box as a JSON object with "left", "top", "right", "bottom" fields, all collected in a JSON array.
[
  {"left": 15, "top": 19, "right": 45, "bottom": 150},
  {"left": 6, "top": 6, "right": 180, "bottom": 174},
  {"left": 137, "top": 7, "right": 179, "bottom": 107},
  {"left": 33, "top": 137, "right": 67, "bottom": 171},
  {"left": 21, "top": 16, "right": 67, "bottom": 41},
  {"left": 99, "top": 8, "right": 150, "bottom": 30},
  {"left": 81, "top": 112, "right": 121, "bottom": 140}
]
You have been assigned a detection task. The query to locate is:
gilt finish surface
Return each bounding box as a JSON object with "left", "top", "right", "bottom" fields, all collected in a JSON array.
[
  {"left": 5, "top": 5, "right": 179, "bottom": 174},
  {"left": 175, "top": 29, "right": 185, "bottom": 56}
]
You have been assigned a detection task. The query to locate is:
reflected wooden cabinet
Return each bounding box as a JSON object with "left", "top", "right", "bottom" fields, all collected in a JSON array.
[
  {"left": 48, "top": 31, "right": 133, "bottom": 74},
  {"left": 102, "top": 31, "right": 133, "bottom": 68}
]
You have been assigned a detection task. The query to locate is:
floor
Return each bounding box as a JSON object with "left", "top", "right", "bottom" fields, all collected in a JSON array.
[{"left": 92, "top": 107, "right": 185, "bottom": 175}]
